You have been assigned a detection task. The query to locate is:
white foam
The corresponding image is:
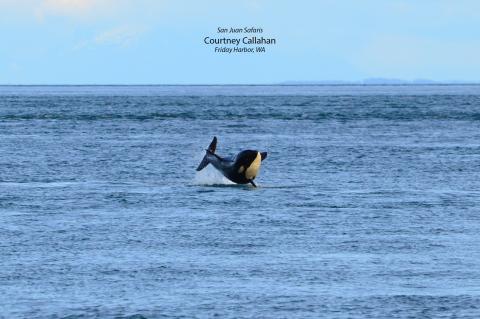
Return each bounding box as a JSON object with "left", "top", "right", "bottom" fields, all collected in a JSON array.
[{"left": 193, "top": 166, "right": 235, "bottom": 185}]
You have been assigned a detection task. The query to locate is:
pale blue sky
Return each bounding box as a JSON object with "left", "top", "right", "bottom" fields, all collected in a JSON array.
[{"left": 1, "top": 0, "right": 479, "bottom": 84}]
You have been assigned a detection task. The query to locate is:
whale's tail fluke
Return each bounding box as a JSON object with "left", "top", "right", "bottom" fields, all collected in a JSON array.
[{"left": 196, "top": 136, "right": 217, "bottom": 171}]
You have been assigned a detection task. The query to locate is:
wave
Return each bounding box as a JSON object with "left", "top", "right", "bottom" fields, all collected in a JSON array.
[
  {"left": 2, "top": 110, "right": 480, "bottom": 121},
  {"left": 2, "top": 95, "right": 480, "bottom": 121}
]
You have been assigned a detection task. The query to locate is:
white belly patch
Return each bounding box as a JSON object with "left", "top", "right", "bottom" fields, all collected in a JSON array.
[{"left": 245, "top": 152, "right": 261, "bottom": 180}]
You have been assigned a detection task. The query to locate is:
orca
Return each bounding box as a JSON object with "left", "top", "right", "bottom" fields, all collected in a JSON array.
[{"left": 196, "top": 136, "right": 267, "bottom": 187}]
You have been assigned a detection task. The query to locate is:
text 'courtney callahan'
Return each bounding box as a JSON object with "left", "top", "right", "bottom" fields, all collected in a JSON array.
[{"left": 203, "top": 27, "right": 277, "bottom": 54}]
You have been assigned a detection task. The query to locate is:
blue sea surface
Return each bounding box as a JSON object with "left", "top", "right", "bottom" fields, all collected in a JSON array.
[{"left": 1, "top": 85, "right": 480, "bottom": 318}]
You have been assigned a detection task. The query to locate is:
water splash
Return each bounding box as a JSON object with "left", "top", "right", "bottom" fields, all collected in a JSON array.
[{"left": 193, "top": 166, "right": 235, "bottom": 186}]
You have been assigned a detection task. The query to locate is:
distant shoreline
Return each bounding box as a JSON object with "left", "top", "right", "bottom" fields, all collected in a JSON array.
[{"left": 1, "top": 83, "right": 480, "bottom": 86}]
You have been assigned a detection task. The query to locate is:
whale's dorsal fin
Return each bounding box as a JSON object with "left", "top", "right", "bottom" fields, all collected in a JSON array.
[
  {"left": 196, "top": 136, "right": 218, "bottom": 171},
  {"left": 261, "top": 152, "right": 267, "bottom": 161},
  {"left": 208, "top": 136, "right": 217, "bottom": 153}
]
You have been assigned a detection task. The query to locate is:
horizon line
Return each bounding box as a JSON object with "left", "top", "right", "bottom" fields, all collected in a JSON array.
[{"left": 2, "top": 83, "right": 480, "bottom": 86}]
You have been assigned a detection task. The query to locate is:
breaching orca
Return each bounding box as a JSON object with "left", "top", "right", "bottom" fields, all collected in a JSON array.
[{"left": 196, "top": 136, "right": 267, "bottom": 187}]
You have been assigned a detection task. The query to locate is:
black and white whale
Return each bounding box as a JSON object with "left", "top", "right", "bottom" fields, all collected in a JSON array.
[{"left": 196, "top": 136, "right": 267, "bottom": 187}]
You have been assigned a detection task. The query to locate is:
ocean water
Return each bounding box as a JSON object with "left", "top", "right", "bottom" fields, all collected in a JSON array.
[{"left": 1, "top": 85, "right": 480, "bottom": 318}]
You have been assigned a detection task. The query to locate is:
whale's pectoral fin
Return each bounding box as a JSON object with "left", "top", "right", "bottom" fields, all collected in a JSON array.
[
  {"left": 196, "top": 156, "right": 209, "bottom": 171},
  {"left": 260, "top": 152, "right": 267, "bottom": 161},
  {"left": 249, "top": 180, "right": 257, "bottom": 188}
]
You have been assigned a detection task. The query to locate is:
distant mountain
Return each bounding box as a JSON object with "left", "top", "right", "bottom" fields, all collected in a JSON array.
[
  {"left": 362, "top": 78, "right": 438, "bottom": 84},
  {"left": 279, "top": 78, "right": 479, "bottom": 85}
]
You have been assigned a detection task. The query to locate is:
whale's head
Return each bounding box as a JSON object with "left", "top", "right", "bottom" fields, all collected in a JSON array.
[{"left": 235, "top": 150, "right": 267, "bottom": 180}]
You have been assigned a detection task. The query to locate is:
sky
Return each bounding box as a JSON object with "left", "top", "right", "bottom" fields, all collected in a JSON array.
[{"left": 1, "top": 0, "right": 480, "bottom": 84}]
